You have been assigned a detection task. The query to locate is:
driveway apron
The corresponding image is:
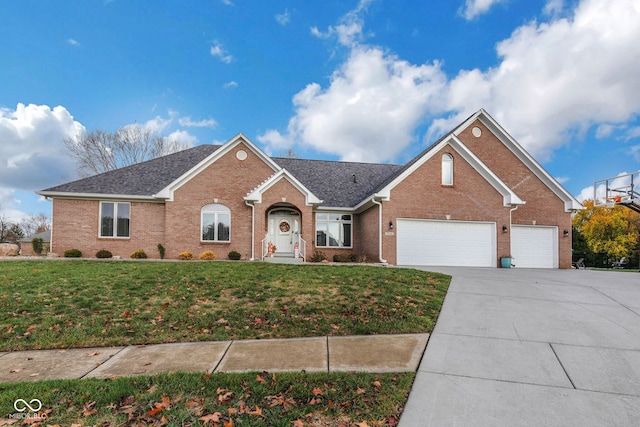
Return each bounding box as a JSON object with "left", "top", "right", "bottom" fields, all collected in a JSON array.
[{"left": 400, "top": 267, "right": 640, "bottom": 427}]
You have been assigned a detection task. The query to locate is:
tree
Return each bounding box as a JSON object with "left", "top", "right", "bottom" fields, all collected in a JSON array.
[
  {"left": 64, "top": 124, "right": 189, "bottom": 177},
  {"left": 573, "top": 200, "right": 640, "bottom": 265},
  {"left": 21, "top": 212, "right": 50, "bottom": 237}
]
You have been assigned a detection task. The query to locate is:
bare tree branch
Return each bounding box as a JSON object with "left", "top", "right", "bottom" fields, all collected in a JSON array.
[{"left": 64, "top": 125, "right": 190, "bottom": 177}]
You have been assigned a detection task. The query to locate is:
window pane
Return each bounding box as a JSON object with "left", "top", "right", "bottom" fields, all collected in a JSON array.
[
  {"left": 442, "top": 154, "right": 453, "bottom": 185},
  {"left": 217, "top": 213, "right": 230, "bottom": 241},
  {"left": 116, "top": 203, "right": 130, "bottom": 237},
  {"left": 341, "top": 214, "right": 351, "bottom": 221},
  {"left": 316, "top": 225, "right": 327, "bottom": 247},
  {"left": 329, "top": 213, "right": 341, "bottom": 221},
  {"left": 316, "top": 213, "right": 327, "bottom": 221},
  {"left": 342, "top": 223, "right": 352, "bottom": 247},
  {"left": 328, "top": 222, "right": 340, "bottom": 247},
  {"left": 202, "top": 213, "right": 215, "bottom": 241},
  {"left": 101, "top": 203, "right": 114, "bottom": 237}
]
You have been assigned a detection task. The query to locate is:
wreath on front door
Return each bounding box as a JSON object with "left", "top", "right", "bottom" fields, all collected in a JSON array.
[{"left": 279, "top": 221, "right": 290, "bottom": 232}]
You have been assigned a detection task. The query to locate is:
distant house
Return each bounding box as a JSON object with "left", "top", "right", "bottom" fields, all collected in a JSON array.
[
  {"left": 38, "top": 109, "right": 582, "bottom": 268},
  {"left": 19, "top": 229, "right": 51, "bottom": 256}
]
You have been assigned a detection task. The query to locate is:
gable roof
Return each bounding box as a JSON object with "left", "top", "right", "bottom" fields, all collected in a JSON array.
[
  {"left": 244, "top": 168, "right": 323, "bottom": 206},
  {"left": 274, "top": 157, "right": 403, "bottom": 207},
  {"left": 39, "top": 144, "right": 220, "bottom": 199},
  {"left": 456, "top": 109, "right": 583, "bottom": 211}
]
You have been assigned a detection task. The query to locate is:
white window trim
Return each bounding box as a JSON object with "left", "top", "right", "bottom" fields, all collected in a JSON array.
[
  {"left": 442, "top": 153, "right": 454, "bottom": 185},
  {"left": 201, "top": 204, "right": 231, "bottom": 243},
  {"left": 99, "top": 201, "right": 131, "bottom": 239},
  {"left": 315, "top": 212, "right": 353, "bottom": 248}
]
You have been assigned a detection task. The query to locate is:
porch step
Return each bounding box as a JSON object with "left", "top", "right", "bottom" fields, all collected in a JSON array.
[{"left": 264, "top": 255, "right": 303, "bottom": 264}]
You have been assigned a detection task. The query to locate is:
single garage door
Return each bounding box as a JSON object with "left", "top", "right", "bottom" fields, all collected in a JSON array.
[
  {"left": 511, "top": 225, "right": 558, "bottom": 268},
  {"left": 397, "top": 219, "right": 496, "bottom": 267}
]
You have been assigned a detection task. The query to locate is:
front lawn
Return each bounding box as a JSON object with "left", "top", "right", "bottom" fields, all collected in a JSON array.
[{"left": 0, "top": 260, "right": 450, "bottom": 351}]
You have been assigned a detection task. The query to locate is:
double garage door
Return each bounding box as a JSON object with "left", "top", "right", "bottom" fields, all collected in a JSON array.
[{"left": 396, "top": 219, "right": 557, "bottom": 268}]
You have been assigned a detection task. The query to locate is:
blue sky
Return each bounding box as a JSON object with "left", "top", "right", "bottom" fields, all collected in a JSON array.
[{"left": 1, "top": 0, "right": 640, "bottom": 221}]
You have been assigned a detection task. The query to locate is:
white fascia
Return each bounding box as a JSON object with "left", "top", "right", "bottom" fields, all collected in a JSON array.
[
  {"left": 456, "top": 109, "right": 583, "bottom": 212},
  {"left": 244, "top": 169, "right": 322, "bottom": 206},
  {"left": 35, "top": 191, "right": 161, "bottom": 202},
  {"left": 154, "top": 133, "right": 281, "bottom": 201}
]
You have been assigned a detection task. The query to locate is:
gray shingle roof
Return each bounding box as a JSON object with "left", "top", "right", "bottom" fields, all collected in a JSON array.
[
  {"left": 41, "top": 144, "right": 221, "bottom": 196},
  {"left": 273, "top": 157, "right": 403, "bottom": 207},
  {"left": 41, "top": 144, "right": 407, "bottom": 207}
]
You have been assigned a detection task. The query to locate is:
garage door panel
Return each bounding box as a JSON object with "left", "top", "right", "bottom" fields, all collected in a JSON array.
[
  {"left": 397, "top": 219, "right": 496, "bottom": 267},
  {"left": 511, "top": 225, "right": 557, "bottom": 268}
]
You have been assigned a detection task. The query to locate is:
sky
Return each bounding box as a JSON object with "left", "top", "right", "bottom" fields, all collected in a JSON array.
[{"left": 1, "top": 0, "right": 640, "bottom": 222}]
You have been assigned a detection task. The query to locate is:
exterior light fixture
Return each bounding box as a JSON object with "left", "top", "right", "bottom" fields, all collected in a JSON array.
[
  {"left": 389, "top": 221, "right": 394, "bottom": 229},
  {"left": 564, "top": 229, "right": 569, "bottom": 237},
  {"left": 502, "top": 225, "right": 508, "bottom": 233}
]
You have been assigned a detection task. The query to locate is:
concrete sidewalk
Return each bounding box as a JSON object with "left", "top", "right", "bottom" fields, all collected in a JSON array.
[
  {"left": 400, "top": 268, "right": 640, "bottom": 427},
  {"left": 0, "top": 333, "right": 428, "bottom": 383}
]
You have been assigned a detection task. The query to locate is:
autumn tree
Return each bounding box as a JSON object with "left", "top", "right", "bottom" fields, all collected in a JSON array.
[
  {"left": 573, "top": 200, "right": 640, "bottom": 265},
  {"left": 64, "top": 124, "right": 189, "bottom": 177}
]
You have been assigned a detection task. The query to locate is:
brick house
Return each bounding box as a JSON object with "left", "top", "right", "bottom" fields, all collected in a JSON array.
[{"left": 38, "top": 109, "right": 582, "bottom": 268}]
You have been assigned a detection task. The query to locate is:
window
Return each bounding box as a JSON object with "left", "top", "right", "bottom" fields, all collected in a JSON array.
[
  {"left": 316, "top": 213, "right": 352, "bottom": 247},
  {"left": 442, "top": 153, "right": 453, "bottom": 185},
  {"left": 201, "top": 204, "right": 230, "bottom": 242},
  {"left": 100, "top": 202, "right": 130, "bottom": 238}
]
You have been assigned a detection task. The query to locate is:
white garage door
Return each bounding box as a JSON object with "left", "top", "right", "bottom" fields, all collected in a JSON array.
[
  {"left": 397, "top": 219, "right": 496, "bottom": 267},
  {"left": 511, "top": 225, "right": 558, "bottom": 268}
]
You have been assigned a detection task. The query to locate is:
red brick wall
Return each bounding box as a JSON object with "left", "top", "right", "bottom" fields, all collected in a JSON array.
[
  {"left": 52, "top": 199, "right": 165, "bottom": 258},
  {"left": 356, "top": 204, "right": 382, "bottom": 262},
  {"left": 165, "top": 142, "right": 276, "bottom": 260},
  {"left": 382, "top": 144, "right": 511, "bottom": 266},
  {"left": 458, "top": 120, "right": 572, "bottom": 268}
]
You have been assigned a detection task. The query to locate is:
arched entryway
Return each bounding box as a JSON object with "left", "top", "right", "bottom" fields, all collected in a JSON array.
[{"left": 266, "top": 204, "right": 302, "bottom": 256}]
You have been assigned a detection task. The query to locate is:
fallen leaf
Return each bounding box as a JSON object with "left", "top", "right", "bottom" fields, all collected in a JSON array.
[
  {"left": 356, "top": 387, "right": 366, "bottom": 395},
  {"left": 372, "top": 380, "right": 382, "bottom": 391},
  {"left": 87, "top": 351, "right": 101, "bottom": 357},
  {"left": 223, "top": 419, "right": 234, "bottom": 427},
  {"left": 356, "top": 422, "right": 370, "bottom": 427},
  {"left": 199, "top": 412, "right": 222, "bottom": 424},
  {"left": 292, "top": 420, "right": 304, "bottom": 427},
  {"left": 217, "top": 390, "right": 234, "bottom": 404},
  {"left": 147, "top": 396, "right": 171, "bottom": 416},
  {"left": 82, "top": 401, "right": 97, "bottom": 417},
  {"left": 9, "top": 368, "right": 23, "bottom": 373},
  {"left": 248, "top": 406, "right": 262, "bottom": 416},
  {"left": 312, "top": 387, "right": 324, "bottom": 396}
]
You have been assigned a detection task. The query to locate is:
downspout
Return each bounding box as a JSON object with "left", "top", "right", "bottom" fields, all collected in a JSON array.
[
  {"left": 245, "top": 200, "right": 255, "bottom": 261},
  {"left": 371, "top": 197, "right": 388, "bottom": 264},
  {"left": 509, "top": 204, "right": 519, "bottom": 257}
]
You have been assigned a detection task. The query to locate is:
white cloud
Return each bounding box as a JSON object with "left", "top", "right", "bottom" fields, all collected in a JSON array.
[
  {"left": 310, "top": 0, "right": 373, "bottom": 47},
  {"left": 166, "top": 130, "right": 197, "bottom": 147},
  {"left": 460, "top": 0, "right": 507, "bottom": 20},
  {"left": 262, "top": 0, "right": 640, "bottom": 167},
  {"left": 258, "top": 47, "right": 447, "bottom": 162},
  {"left": 430, "top": 0, "right": 640, "bottom": 162},
  {"left": 67, "top": 38, "right": 80, "bottom": 46},
  {"left": 178, "top": 116, "right": 218, "bottom": 128},
  {"left": 0, "top": 103, "right": 84, "bottom": 219},
  {"left": 543, "top": 0, "right": 565, "bottom": 17},
  {"left": 223, "top": 81, "right": 238, "bottom": 89},
  {"left": 210, "top": 40, "right": 233, "bottom": 64},
  {"left": 220, "top": 0, "right": 233, "bottom": 5},
  {"left": 275, "top": 9, "right": 291, "bottom": 26}
]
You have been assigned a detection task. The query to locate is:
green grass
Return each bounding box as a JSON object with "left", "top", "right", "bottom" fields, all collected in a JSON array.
[
  {"left": 0, "top": 260, "right": 450, "bottom": 351},
  {"left": 0, "top": 371, "right": 414, "bottom": 426}
]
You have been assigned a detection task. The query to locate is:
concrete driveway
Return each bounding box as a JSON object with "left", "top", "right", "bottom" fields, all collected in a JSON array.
[{"left": 400, "top": 267, "right": 640, "bottom": 427}]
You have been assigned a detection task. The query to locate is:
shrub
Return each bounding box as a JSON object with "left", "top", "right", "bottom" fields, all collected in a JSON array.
[
  {"left": 64, "top": 248, "right": 82, "bottom": 258},
  {"left": 96, "top": 249, "right": 113, "bottom": 259},
  {"left": 178, "top": 251, "right": 195, "bottom": 261},
  {"left": 228, "top": 250, "right": 241, "bottom": 260},
  {"left": 130, "top": 249, "right": 148, "bottom": 259},
  {"left": 309, "top": 250, "right": 327, "bottom": 263},
  {"left": 157, "top": 243, "right": 165, "bottom": 260},
  {"left": 31, "top": 237, "right": 44, "bottom": 255},
  {"left": 198, "top": 250, "right": 217, "bottom": 260},
  {"left": 333, "top": 253, "right": 357, "bottom": 263}
]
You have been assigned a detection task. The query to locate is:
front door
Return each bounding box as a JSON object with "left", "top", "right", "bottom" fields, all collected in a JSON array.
[{"left": 275, "top": 216, "right": 294, "bottom": 254}]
